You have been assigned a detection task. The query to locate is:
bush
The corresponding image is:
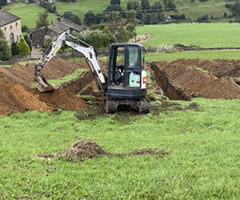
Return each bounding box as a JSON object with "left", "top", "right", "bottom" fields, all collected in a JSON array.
[
  {"left": 17, "top": 37, "right": 30, "bottom": 55},
  {"left": 43, "top": 38, "right": 53, "bottom": 49},
  {"left": 0, "top": 30, "right": 11, "bottom": 60},
  {"left": 11, "top": 42, "right": 19, "bottom": 56},
  {"left": 24, "top": 35, "right": 32, "bottom": 52},
  {"left": 63, "top": 12, "right": 82, "bottom": 25},
  {"left": 21, "top": 25, "right": 29, "bottom": 33}
]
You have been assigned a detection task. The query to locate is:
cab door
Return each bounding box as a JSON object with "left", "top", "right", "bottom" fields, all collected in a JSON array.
[{"left": 125, "top": 46, "right": 142, "bottom": 88}]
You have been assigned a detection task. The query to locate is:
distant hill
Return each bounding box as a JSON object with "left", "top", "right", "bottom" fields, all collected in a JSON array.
[
  {"left": 3, "top": 0, "right": 234, "bottom": 28},
  {"left": 55, "top": 0, "right": 231, "bottom": 21}
]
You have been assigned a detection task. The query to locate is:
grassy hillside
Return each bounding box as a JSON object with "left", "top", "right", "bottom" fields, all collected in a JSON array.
[
  {"left": 56, "top": 0, "right": 229, "bottom": 20},
  {"left": 137, "top": 23, "right": 240, "bottom": 48},
  {"left": 3, "top": 0, "right": 230, "bottom": 27},
  {"left": 1, "top": 98, "right": 240, "bottom": 199},
  {"left": 3, "top": 3, "right": 57, "bottom": 28},
  {"left": 145, "top": 50, "right": 240, "bottom": 62}
]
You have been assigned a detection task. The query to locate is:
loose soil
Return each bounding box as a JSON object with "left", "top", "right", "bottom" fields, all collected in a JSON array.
[
  {"left": 2, "top": 58, "right": 240, "bottom": 115},
  {"left": 0, "top": 58, "right": 91, "bottom": 115},
  {"left": 64, "top": 139, "right": 169, "bottom": 162},
  {"left": 65, "top": 140, "right": 108, "bottom": 161},
  {"left": 0, "top": 58, "right": 88, "bottom": 87},
  {"left": 151, "top": 59, "right": 240, "bottom": 100}
]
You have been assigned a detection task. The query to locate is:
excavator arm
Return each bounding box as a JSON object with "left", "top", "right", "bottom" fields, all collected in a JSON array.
[{"left": 34, "top": 32, "right": 106, "bottom": 93}]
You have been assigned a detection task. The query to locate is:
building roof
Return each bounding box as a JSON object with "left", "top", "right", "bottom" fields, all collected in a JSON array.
[
  {"left": 48, "top": 17, "right": 83, "bottom": 34},
  {"left": 0, "top": 10, "right": 20, "bottom": 27},
  {"left": 48, "top": 21, "right": 70, "bottom": 34}
]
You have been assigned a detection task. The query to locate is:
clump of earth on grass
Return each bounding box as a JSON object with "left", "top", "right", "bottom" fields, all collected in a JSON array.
[
  {"left": 119, "top": 148, "right": 170, "bottom": 157},
  {"left": 65, "top": 140, "right": 108, "bottom": 161},
  {"left": 64, "top": 139, "right": 169, "bottom": 162}
]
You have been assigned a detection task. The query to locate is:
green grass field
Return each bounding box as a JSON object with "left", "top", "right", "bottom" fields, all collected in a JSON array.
[
  {"left": 4, "top": 0, "right": 228, "bottom": 25},
  {"left": 56, "top": 0, "right": 228, "bottom": 21},
  {"left": 1, "top": 98, "right": 240, "bottom": 199},
  {"left": 4, "top": 3, "right": 57, "bottom": 28},
  {"left": 145, "top": 50, "right": 240, "bottom": 62},
  {"left": 137, "top": 23, "right": 240, "bottom": 48}
]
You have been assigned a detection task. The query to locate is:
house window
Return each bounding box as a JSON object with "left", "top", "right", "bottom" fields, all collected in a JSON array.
[
  {"left": 16, "top": 22, "right": 18, "bottom": 26},
  {"left": 10, "top": 25, "right": 12, "bottom": 29},
  {"left": 4, "top": 27, "right": 6, "bottom": 31},
  {"left": 10, "top": 33, "right": 14, "bottom": 45}
]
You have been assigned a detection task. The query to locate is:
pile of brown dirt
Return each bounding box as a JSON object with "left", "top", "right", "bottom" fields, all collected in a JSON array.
[
  {"left": 0, "top": 80, "right": 87, "bottom": 115},
  {"left": 65, "top": 140, "right": 107, "bottom": 161},
  {"left": 171, "top": 59, "right": 240, "bottom": 78},
  {"left": 0, "top": 58, "right": 88, "bottom": 87},
  {"left": 0, "top": 80, "right": 51, "bottom": 115},
  {"left": 151, "top": 61, "right": 240, "bottom": 100},
  {"left": 0, "top": 58, "right": 95, "bottom": 115}
]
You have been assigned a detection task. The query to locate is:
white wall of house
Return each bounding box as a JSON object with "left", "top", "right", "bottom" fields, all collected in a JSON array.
[{"left": 0, "top": 19, "right": 22, "bottom": 46}]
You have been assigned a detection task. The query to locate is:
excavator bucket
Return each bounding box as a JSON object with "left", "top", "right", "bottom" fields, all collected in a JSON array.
[{"left": 35, "top": 76, "right": 57, "bottom": 93}]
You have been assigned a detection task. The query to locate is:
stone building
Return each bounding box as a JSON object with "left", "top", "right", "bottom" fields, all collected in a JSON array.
[
  {"left": 0, "top": 10, "right": 22, "bottom": 46},
  {"left": 31, "top": 17, "right": 84, "bottom": 47}
]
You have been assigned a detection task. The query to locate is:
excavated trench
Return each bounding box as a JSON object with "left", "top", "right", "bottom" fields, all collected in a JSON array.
[
  {"left": 1, "top": 58, "right": 240, "bottom": 115},
  {"left": 151, "top": 60, "right": 240, "bottom": 100}
]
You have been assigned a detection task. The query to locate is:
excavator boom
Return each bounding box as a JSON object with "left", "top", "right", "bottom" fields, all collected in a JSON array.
[{"left": 34, "top": 32, "right": 106, "bottom": 93}]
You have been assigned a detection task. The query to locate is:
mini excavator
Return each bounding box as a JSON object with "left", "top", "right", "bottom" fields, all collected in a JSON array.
[{"left": 34, "top": 31, "right": 149, "bottom": 113}]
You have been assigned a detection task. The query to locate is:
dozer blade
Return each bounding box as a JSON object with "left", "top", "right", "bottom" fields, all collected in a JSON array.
[{"left": 35, "top": 76, "right": 57, "bottom": 93}]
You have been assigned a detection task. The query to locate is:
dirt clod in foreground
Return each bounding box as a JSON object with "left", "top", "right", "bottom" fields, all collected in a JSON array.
[
  {"left": 120, "top": 148, "right": 170, "bottom": 157},
  {"left": 65, "top": 140, "right": 108, "bottom": 161},
  {"left": 64, "top": 140, "right": 169, "bottom": 162}
]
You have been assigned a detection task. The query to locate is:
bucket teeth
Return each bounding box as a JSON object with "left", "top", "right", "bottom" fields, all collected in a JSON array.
[{"left": 35, "top": 76, "right": 56, "bottom": 92}]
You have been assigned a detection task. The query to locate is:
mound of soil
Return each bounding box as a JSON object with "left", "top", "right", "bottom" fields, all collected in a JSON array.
[
  {"left": 0, "top": 58, "right": 88, "bottom": 87},
  {"left": 0, "top": 80, "right": 87, "bottom": 116},
  {"left": 151, "top": 61, "right": 240, "bottom": 100},
  {"left": 171, "top": 59, "right": 240, "bottom": 78},
  {"left": 0, "top": 58, "right": 98, "bottom": 115},
  {"left": 65, "top": 140, "right": 107, "bottom": 161},
  {"left": 0, "top": 80, "right": 51, "bottom": 115}
]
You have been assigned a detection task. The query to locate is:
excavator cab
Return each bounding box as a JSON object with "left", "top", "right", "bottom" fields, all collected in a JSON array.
[{"left": 104, "top": 44, "right": 149, "bottom": 113}]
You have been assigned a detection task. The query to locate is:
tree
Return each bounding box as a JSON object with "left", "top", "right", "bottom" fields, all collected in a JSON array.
[
  {"left": 127, "top": 1, "right": 134, "bottom": 10},
  {"left": 95, "top": 13, "right": 107, "bottom": 24},
  {"left": 84, "top": 11, "right": 96, "bottom": 25},
  {"left": 0, "top": 0, "right": 7, "bottom": 6},
  {"left": 230, "top": 2, "right": 240, "bottom": 16},
  {"left": 141, "top": 0, "right": 150, "bottom": 10},
  {"left": 0, "top": 30, "right": 11, "bottom": 60},
  {"left": 63, "top": 12, "right": 82, "bottom": 25},
  {"left": 17, "top": 37, "right": 30, "bottom": 55},
  {"left": 164, "top": 0, "right": 176, "bottom": 11},
  {"left": 21, "top": 25, "right": 29, "bottom": 33},
  {"left": 11, "top": 42, "right": 19, "bottom": 56},
  {"left": 151, "top": 1, "right": 162, "bottom": 12},
  {"left": 126, "top": 10, "right": 137, "bottom": 25},
  {"left": 24, "top": 35, "right": 32, "bottom": 52},
  {"left": 110, "top": 0, "right": 120, "bottom": 5},
  {"left": 36, "top": 11, "right": 49, "bottom": 29},
  {"left": 104, "top": 5, "right": 123, "bottom": 13}
]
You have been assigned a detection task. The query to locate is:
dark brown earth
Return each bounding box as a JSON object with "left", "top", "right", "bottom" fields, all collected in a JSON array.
[{"left": 151, "top": 59, "right": 240, "bottom": 100}]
